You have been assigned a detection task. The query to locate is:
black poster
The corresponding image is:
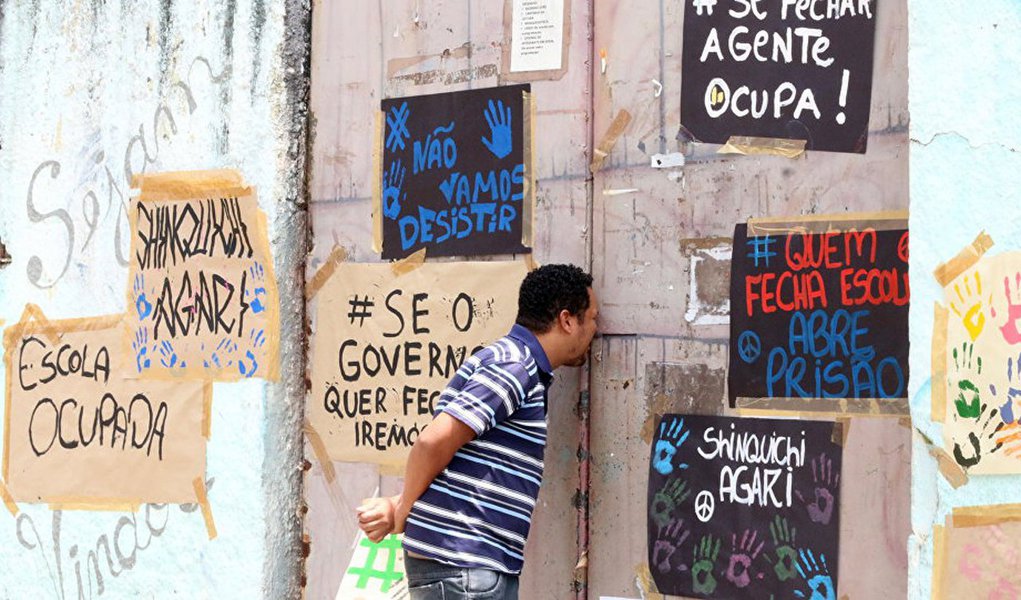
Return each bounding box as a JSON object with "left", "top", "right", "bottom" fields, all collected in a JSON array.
[
  {"left": 680, "top": 0, "right": 878, "bottom": 153},
  {"left": 728, "top": 224, "right": 909, "bottom": 406},
  {"left": 647, "top": 414, "right": 842, "bottom": 600},
  {"left": 380, "top": 85, "right": 531, "bottom": 259}
]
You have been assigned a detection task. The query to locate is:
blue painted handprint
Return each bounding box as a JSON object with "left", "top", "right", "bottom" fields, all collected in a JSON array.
[
  {"left": 238, "top": 351, "right": 259, "bottom": 378},
  {"left": 481, "top": 99, "right": 513, "bottom": 159},
  {"left": 996, "top": 353, "right": 1021, "bottom": 423},
  {"left": 207, "top": 338, "right": 239, "bottom": 369},
  {"left": 134, "top": 274, "right": 153, "bottom": 319},
  {"left": 159, "top": 341, "right": 179, "bottom": 368},
  {"left": 247, "top": 262, "right": 268, "bottom": 314},
  {"left": 382, "top": 159, "right": 406, "bottom": 220},
  {"left": 794, "top": 549, "right": 835, "bottom": 600},
  {"left": 132, "top": 328, "right": 152, "bottom": 372},
  {"left": 653, "top": 416, "right": 690, "bottom": 476},
  {"left": 238, "top": 330, "right": 265, "bottom": 378}
]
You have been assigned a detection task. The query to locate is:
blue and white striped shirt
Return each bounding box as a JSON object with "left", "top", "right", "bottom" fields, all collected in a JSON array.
[{"left": 402, "top": 324, "right": 553, "bottom": 574}]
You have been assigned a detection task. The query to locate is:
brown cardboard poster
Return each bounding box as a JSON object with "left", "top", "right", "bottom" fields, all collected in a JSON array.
[
  {"left": 941, "top": 250, "right": 1021, "bottom": 474},
  {"left": 3, "top": 307, "right": 208, "bottom": 505},
  {"left": 308, "top": 259, "right": 527, "bottom": 467},
  {"left": 934, "top": 509, "right": 1021, "bottom": 598},
  {"left": 125, "top": 170, "right": 280, "bottom": 382}
]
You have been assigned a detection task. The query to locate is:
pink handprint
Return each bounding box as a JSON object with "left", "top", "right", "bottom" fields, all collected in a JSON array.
[
  {"left": 651, "top": 519, "right": 690, "bottom": 574},
  {"left": 725, "top": 528, "right": 765, "bottom": 588},
  {"left": 1000, "top": 273, "right": 1021, "bottom": 345},
  {"left": 796, "top": 453, "right": 840, "bottom": 525}
]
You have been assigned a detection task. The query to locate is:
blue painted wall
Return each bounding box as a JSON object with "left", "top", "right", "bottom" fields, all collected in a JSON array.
[{"left": 909, "top": 1, "right": 1021, "bottom": 596}]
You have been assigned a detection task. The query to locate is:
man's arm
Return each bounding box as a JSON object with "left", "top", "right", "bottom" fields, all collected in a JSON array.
[{"left": 357, "top": 412, "right": 475, "bottom": 542}]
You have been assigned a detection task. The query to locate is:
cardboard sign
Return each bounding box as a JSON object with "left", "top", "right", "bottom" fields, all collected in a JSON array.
[
  {"left": 308, "top": 260, "right": 527, "bottom": 467},
  {"left": 647, "top": 414, "right": 842, "bottom": 600},
  {"left": 125, "top": 170, "right": 280, "bottom": 382},
  {"left": 680, "top": 0, "right": 878, "bottom": 153},
  {"left": 940, "top": 250, "right": 1021, "bottom": 474},
  {"left": 379, "top": 85, "right": 533, "bottom": 259},
  {"left": 3, "top": 308, "right": 208, "bottom": 505},
  {"left": 934, "top": 510, "right": 1021, "bottom": 599},
  {"left": 728, "top": 222, "right": 909, "bottom": 411}
]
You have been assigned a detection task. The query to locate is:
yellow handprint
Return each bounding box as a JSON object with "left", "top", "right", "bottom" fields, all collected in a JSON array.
[{"left": 950, "top": 272, "right": 989, "bottom": 341}]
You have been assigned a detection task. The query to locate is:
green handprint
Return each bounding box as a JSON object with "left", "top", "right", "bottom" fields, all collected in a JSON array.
[
  {"left": 691, "top": 534, "right": 720, "bottom": 595},
  {"left": 651, "top": 479, "right": 690, "bottom": 529},
  {"left": 766, "top": 515, "right": 798, "bottom": 582},
  {"left": 953, "top": 342, "right": 984, "bottom": 418}
]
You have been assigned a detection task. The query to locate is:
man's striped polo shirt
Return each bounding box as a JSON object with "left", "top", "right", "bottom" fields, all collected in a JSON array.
[{"left": 402, "top": 324, "right": 553, "bottom": 574}]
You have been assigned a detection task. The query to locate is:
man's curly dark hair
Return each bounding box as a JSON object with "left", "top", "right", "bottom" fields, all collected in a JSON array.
[{"left": 516, "top": 264, "right": 593, "bottom": 333}]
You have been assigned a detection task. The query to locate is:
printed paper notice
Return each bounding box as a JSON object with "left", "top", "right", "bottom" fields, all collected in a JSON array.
[{"left": 510, "top": 0, "right": 564, "bottom": 72}]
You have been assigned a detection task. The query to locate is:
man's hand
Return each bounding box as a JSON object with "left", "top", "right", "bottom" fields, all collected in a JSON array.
[{"left": 356, "top": 495, "right": 400, "bottom": 542}]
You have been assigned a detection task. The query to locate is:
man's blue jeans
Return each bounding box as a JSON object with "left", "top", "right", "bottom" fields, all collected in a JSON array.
[{"left": 404, "top": 553, "right": 519, "bottom": 600}]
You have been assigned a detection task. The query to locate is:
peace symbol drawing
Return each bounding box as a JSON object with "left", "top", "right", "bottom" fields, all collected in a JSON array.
[
  {"left": 737, "top": 330, "right": 762, "bottom": 364},
  {"left": 695, "top": 490, "right": 715, "bottom": 523}
]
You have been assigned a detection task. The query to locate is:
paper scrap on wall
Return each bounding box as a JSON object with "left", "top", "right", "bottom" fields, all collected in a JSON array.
[
  {"left": 728, "top": 220, "right": 910, "bottom": 413},
  {"left": 308, "top": 260, "right": 527, "bottom": 467},
  {"left": 933, "top": 508, "right": 1021, "bottom": 599},
  {"left": 510, "top": 0, "right": 565, "bottom": 72},
  {"left": 939, "top": 248, "right": 1021, "bottom": 474},
  {"left": 647, "top": 414, "right": 842, "bottom": 599},
  {"left": 3, "top": 307, "right": 207, "bottom": 504},
  {"left": 379, "top": 86, "right": 533, "bottom": 259},
  {"left": 125, "top": 170, "right": 280, "bottom": 381},
  {"left": 681, "top": 0, "right": 877, "bottom": 153}
]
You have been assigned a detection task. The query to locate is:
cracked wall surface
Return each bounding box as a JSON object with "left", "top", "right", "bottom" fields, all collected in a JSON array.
[
  {"left": 908, "top": 1, "right": 1021, "bottom": 597},
  {"left": 0, "top": 3, "right": 307, "bottom": 598}
]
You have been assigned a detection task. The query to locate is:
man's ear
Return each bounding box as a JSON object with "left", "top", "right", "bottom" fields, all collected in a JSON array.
[{"left": 557, "top": 308, "right": 574, "bottom": 333}]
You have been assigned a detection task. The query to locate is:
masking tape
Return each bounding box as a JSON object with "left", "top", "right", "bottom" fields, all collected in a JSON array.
[
  {"left": 306, "top": 245, "right": 349, "bottom": 301},
  {"left": 391, "top": 248, "right": 427, "bottom": 276},
  {"left": 525, "top": 254, "right": 540, "bottom": 272},
  {"left": 0, "top": 480, "right": 18, "bottom": 517},
  {"left": 193, "top": 477, "right": 218, "bottom": 540},
  {"left": 832, "top": 418, "right": 850, "bottom": 446},
  {"left": 734, "top": 396, "right": 909, "bottom": 416},
  {"left": 932, "top": 522, "right": 948, "bottom": 600},
  {"left": 933, "top": 231, "right": 994, "bottom": 287},
  {"left": 372, "top": 110, "right": 384, "bottom": 255},
  {"left": 47, "top": 501, "right": 140, "bottom": 512},
  {"left": 747, "top": 211, "right": 908, "bottom": 236},
  {"left": 590, "top": 109, "right": 632, "bottom": 173},
  {"left": 932, "top": 303, "right": 949, "bottom": 422},
  {"left": 952, "top": 503, "right": 1021, "bottom": 528},
  {"left": 718, "top": 135, "right": 806, "bottom": 158},
  {"left": 304, "top": 422, "right": 336, "bottom": 484},
  {"left": 930, "top": 446, "right": 969, "bottom": 489},
  {"left": 137, "top": 185, "right": 254, "bottom": 203},
  {"left": 379, "top": 463, "right": 405, "bottom": 477},
  {"left": 521, "top": 90, "right": 536, "bottom": 250},
  {"left": 202, "top": 384, "right": 213, "bottom": 439},
  {"left": 633, "top": 563, "right": 664, "bottom": 600},
  {"left": 131, "top": 169, "right": 243, "bottom": 194}
]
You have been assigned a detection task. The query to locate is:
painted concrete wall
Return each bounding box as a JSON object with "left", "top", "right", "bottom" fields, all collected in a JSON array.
[
  {"left": 0, "top": 2, "right": 308, "bottom": 598},
  {"left": 908, "top": 1, "right": 1021, "bottom": 597}
]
